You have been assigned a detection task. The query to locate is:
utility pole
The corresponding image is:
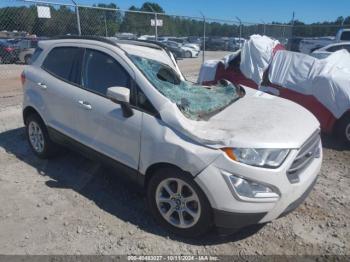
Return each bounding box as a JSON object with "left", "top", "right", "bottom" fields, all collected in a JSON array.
[
  {"left": 261, "top": 20, "right": 266, "bottom": 35},
  {"left": 104, "top": 12, "right": 108, "bottom": 37},
  {"left": 147, "top": 3, "right": 157, "bottom": 41},
  {"left": 71, "top": 0, "right": 81, "bottom": 36},
  {"left": 236, "top": 16, "right": 242, "bottom": 48},
  {"left": 200, "top": 11, "right": 206, "bottom": 63},
  {"left": 291, "top": 11, "right": 295, "bottom": 38}
]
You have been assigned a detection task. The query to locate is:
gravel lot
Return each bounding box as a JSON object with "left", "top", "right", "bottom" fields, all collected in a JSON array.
[{"left": 0, "top": 52, "right": 349, "bottom": 255}]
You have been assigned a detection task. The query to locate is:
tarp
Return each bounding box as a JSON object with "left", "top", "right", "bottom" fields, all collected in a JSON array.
[
  {"left": 269, "top": 49, "right": 350, "bottom": 118},
  {"left": 197, "top": 50, "right": 241, "bottom": 84},
  {"left": 240, "top": 35, "right": 280, "bottom": 85}
]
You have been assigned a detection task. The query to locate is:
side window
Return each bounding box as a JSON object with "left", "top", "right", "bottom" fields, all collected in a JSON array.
[
  {"left": 82, "top": 49, "right": 130, "bottom": 96},
  {"left": 42, "top": 47, "right": 83, "bottom": 85},
  {"left": 344, "top": 45, "right": 350, "bottom": 52},
  {"left": 134, "top": 83, "right": 158, "bottom": 115},
  {"left": 340, "top": 32, "right": 350, "bottom": 41},
  {"left": 326, "top": 45, "right": 342, "bottom": 52}
]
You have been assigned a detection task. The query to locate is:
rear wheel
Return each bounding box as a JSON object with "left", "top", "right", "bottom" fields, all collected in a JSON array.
[
  {"left": 185, "top": 51, "right": 192, "bottom": 58},
  {"left": 147, "top": 167, "right": 212, "bottom": 237},
  {"left": 336, "top": 114, "right": 350, "bottom": 145},
  {"left": 24, "top": 54, "right": 32, "bottom": 64},
  {"left": 25, "top": 114, "right": 58, "bottom": 158}
]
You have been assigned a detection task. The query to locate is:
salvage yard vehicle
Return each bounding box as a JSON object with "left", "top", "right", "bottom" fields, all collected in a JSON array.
[
  {"left": 22, "top": 36, "right": 322, "bottom": 237},
  {"left": 311, "top": 41, "right": 350, "bottom": 59},
  {"left": 198, "top": 35, "right": 350, "bottom": 145},
  {"left": 0, "top": 39, "right": 19, "bottom": 63},
  {"left": 17, "top": 38, "right": 39, "bottom": 64}
]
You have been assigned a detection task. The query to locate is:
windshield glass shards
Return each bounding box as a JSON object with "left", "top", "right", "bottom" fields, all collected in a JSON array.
[{"left": 129, "top": 55, "right": 241, "bottom": 120}]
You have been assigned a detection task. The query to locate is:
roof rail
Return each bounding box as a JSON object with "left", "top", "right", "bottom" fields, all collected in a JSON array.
[
  {"left": 48, "top": 35, "right": 174, "bottom": 59},
  {"left": 50, "top": 35, "right": 119, "bottom": 47}
]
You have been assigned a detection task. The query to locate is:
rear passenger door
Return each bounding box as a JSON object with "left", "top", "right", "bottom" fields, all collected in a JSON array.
[
  {"left": 75, "top": 47, "right": 142, "bottom": 170},
  {"left": 40, "top": 46, "right": 84, "bottom": 138}
]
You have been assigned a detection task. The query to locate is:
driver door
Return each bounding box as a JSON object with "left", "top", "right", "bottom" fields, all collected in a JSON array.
[{"left": 75, "top": 47, "right": 142, "bottom": 170}]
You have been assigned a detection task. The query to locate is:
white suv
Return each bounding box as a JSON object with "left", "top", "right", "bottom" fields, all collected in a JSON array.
[{"left": 22, "top": 37, "right": 322, "bottom": 237}]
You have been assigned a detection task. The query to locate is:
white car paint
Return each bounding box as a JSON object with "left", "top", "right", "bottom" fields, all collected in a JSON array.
[
  {"left": 23, "top": 38, "right": 322, "bottom": 229},
  {"left": 311, "top": 42, "right": 350, "bottom": 59},
  {"left": 181, "top": 45, "right": 199, "bottom": 58},
  {"left": 183, "top": 43, "right": 200, "bottom": 51}
]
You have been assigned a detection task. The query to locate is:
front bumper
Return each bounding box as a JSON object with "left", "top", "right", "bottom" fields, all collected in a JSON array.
[{"left": 195, "top": 142, "right": 322, "bottom": 229}]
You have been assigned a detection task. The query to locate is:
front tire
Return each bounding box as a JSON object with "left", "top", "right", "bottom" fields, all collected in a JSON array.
[
  {"left": 147, "top": 167, "right": 212, "bottom": 237},
  {"left": 25, "top": 114, "right": 58, "bottom": 158},
  {"left": 336, "top": 114, "right": 350, "bottom": 145}
]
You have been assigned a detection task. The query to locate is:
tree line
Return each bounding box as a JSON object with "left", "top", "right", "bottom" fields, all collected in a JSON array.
[{"left": 0, "top": 2, "right": 349, "bottom": 38}]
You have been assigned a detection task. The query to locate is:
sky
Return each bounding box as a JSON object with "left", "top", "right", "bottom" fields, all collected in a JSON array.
[{"left": 4, "top": 0, "right": 350, "bottom": 24}]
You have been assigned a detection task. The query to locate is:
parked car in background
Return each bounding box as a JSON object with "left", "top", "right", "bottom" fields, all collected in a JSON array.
[
  {"left": 183, "top": 43, "right": 200, "bottom": 52},
  {"left": 286, "top": 37, "right": 303, "bottom": 52},
  {"left": 0, "top": 39, "right": 19, "bottom": 63},
  {"left": 205, "top": 37, "right": 229, "bottom": 51},
  {"left": 198, "top": 35, "right": 350, "bottom": 145},
  {"left": 335, "top": 28, "right": 350, "bottom": 42},
  {"left": 299, "top": 37, "right": 335, "bottom": 54},
  {"left": 22, "top": 36, "right": 322, "bottom": 237},
  {"left": 161, "top": 40, "right": 185, "bottom": 59},
  {"left": 311, "top": 42, "right": 350, "bottom": 59},
  {"left": 163, "top": 41, "right": 199, "bottom": 58},
  {"left": 17, "top": 38, "right": 39, "bottom": 64},
  {"left": 228, "top": 37, "right": 246, "bottom": 51}
]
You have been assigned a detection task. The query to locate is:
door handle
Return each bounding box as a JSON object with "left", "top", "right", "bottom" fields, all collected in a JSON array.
[
  {"left": 37, "top": 82, "right": 47, "bottom": 89},
  {"left": 78, "top": 100, "right": 92, "bottom": 110}
]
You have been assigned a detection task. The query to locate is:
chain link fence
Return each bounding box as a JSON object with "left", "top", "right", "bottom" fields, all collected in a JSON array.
[{"left": 0, "top": 0, "right": 349, "bottom": 80}]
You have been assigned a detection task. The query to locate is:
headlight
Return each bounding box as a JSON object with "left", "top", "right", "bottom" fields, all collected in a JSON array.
[
  {"left": 222, "top": 148, "right": 289, "bottom": 168},
  {"left": 225, "top": 173, "right": 279, "bottom": 202}
]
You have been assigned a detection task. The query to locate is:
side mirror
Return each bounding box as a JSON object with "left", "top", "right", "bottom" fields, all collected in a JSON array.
[
  {"left": 107, "top": 86, "right": 133, "bottom": 118},
  {"left": 107, "top": 86, "right": 130, "bottom": 103}
]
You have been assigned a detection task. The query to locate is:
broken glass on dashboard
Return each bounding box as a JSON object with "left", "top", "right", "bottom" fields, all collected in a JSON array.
[{"left": 129, "top": 55, "right": 241, "bottom": 120}]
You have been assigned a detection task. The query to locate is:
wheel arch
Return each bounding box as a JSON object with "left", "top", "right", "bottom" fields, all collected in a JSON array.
[
  {"left": 144, "top": 162, "right": 191, "bottom": 189},
  {"left": 23, "top": 106, "right": 45, "bottom": 125}
]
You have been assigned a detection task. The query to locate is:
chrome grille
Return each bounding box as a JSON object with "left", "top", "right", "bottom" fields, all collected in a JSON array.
[{"left": 287, "top": 131, "right": 321, "bottom": 183}]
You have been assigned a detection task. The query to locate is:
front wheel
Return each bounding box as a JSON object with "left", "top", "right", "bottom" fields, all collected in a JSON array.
[
  {"left": 147, "top": 167, "right": 212, "bottom": 237},
  {"left": 336, "top": 114, "right": 350, "bottom": 145}
]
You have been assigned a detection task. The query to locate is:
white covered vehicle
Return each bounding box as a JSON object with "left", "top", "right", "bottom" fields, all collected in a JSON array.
[{"left": 199, "top": 35, "right": 350, "bottom": 145}]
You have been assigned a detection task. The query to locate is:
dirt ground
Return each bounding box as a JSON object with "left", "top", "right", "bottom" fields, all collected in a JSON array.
[{"left": 0, "top": 52, "right": 349, "bottom": 255}]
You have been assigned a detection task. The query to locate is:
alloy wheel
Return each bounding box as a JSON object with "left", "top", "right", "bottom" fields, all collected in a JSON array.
[
  {"left": 28, "top": 121, "right": 45, "bottom": 153},
  {"left": 155, "top": 178, "right": 201, "bottom": 229}
]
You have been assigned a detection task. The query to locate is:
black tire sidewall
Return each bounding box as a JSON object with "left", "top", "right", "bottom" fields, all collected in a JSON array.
[
  {"left": 147, "top": 167, "right": 212, "bottom": 237},
  {"left": 336, "top": 115, "right": 350, "bottom": 145},
  {"left": 24, "top": 55, "right": 31, "bottom": 64},
  {"left": 185, "top": 51, "right": 192, "bottom": 58}
]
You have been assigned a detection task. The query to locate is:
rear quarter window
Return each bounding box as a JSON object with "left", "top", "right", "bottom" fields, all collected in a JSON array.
[
  {"left": 42, "top": 47, "right": 82, "bottom": 85},
  {"left": 340, "top": 31, "right": 350, "bottom": 41}
]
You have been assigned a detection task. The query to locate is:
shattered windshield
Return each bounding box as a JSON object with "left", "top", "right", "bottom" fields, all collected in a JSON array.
[{"left": 129, "top": 55, "right": 240, "bottom": 120}]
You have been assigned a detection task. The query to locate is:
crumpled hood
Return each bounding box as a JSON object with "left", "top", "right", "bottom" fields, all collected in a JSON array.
[{"left": 173, "top": 87, "right": 320, "bottom": 149}]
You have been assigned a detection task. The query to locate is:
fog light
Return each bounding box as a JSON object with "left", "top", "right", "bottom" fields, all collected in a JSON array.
[{"left": 223, "top": 172, "right": 280, "bottom": 202}]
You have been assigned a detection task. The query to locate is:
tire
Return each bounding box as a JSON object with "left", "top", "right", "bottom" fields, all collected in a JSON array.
[
  {"left": 24, "top": 54, "right": 32, "bottom": 64},
  {"left": 0, "top": 57, "right": 3, "bottom": 64},
  {"left": 185, "top": 51, "right": 192, "bottom": 58},
  {"left": 336, "top": 114, "right": 350, "bottom": 145},
  {"left": 25, "top": 114, "right": 58, "bottom": 158},
  {"left": 147, "top": 167, "right": 212, "bottom": 237}
]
